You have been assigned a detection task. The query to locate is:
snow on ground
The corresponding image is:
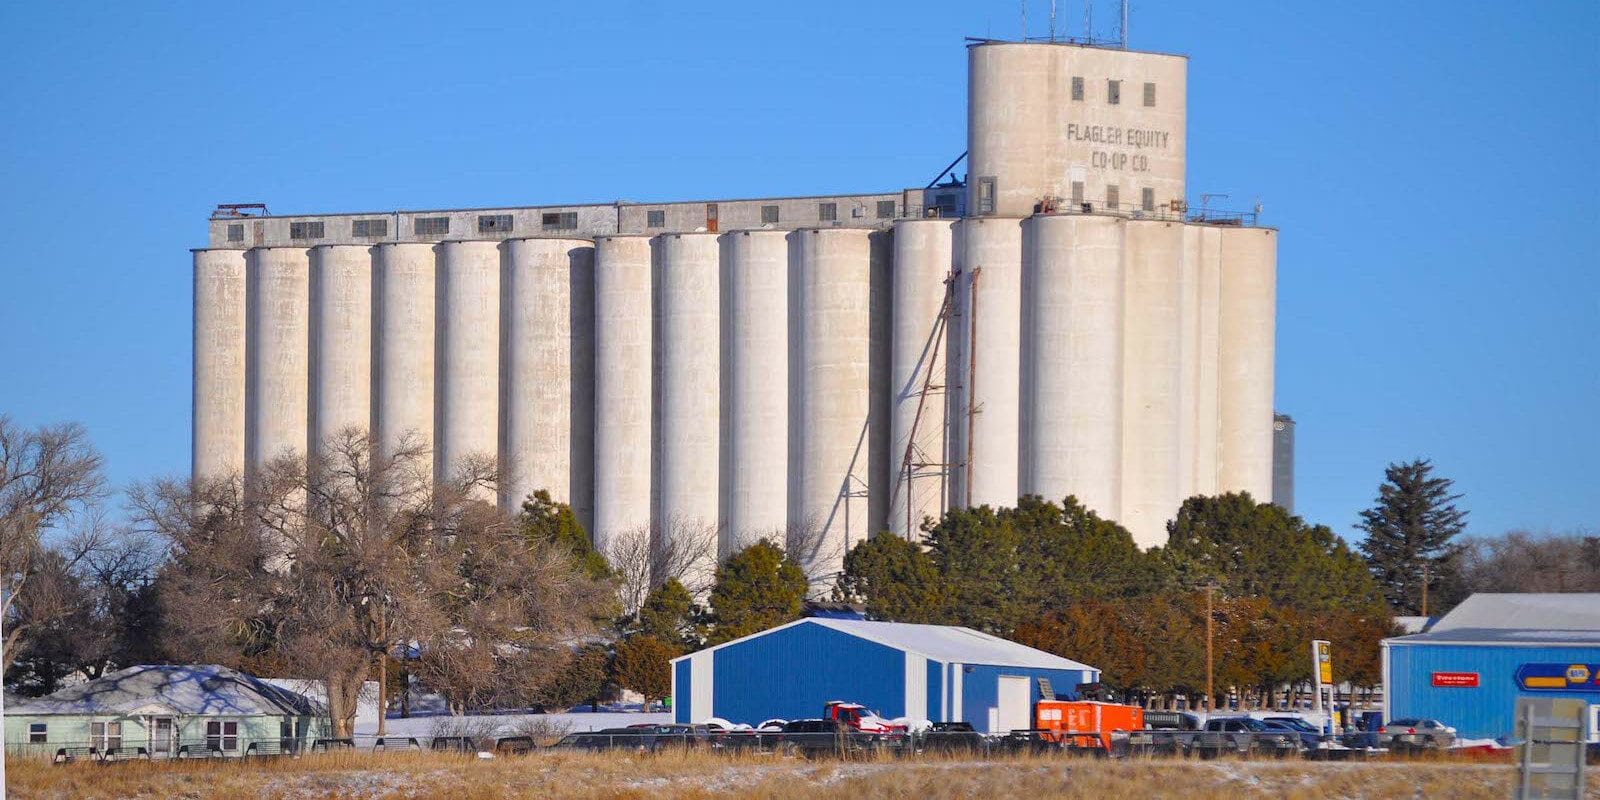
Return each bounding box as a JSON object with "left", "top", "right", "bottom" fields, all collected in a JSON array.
[{"left": 355, "top": 710, "right": 675, "bottom": 738}]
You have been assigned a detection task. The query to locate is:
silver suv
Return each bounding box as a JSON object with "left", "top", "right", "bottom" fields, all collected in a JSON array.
[{"left": 1379, "top": 718, "right": 1456, "bottom": 750}]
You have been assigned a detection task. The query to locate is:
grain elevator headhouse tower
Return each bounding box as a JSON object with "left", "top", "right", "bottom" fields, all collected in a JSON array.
[{"left": 191, "top": 34, "right": 1276, "bottom": 581}]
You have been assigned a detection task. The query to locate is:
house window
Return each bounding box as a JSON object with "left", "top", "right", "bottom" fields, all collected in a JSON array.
[
  {"left": 818, "top": 202, "right": 837, "bottom": 222},
  {"left": 1143, "top": 82, "right": 1156, "bottom": 107},
  {"left": 761, "top": 205, "right": 780, "bottom": 224},
  {"left": 352, "top": 219, "right": 388, "bottom": 238},
  {"left": 206, "top": 720, "right": 239, "bottom": 752},
  {"left": 477, "top": 214, "right": 513, "bottom": 233},
  {"left": 1071, "top": 76, "right": 1085, "bottom": 101},
  {"left": 977, "top": 177, "right": 997, "bottom": 215},
  {"left": 226, "top": 224, "right": 244, "bottom": 243},
  {"left": 1071, "top": 181, "right": 1085, "bottom": 205},
  {"left": 414, "top": 217, "right": 449, "bottom": 237},
  {"left": 1106, "top": 184, "right": 1120, "bottom": 210},
  {"left": 288, "top": 221, "right": 324, "bottom": 240},
  {"left": 1107, "top": 79, "right": 1121, "bottom": 105},
  {"left": 876, "top": 200, "right": 896, "bottom": 219},
  {"left": 542, "top": 212, "right": 578, "bottom": 231},
  {"left": 1141, "top": 187, "right": 1155, "bottom": 212},
  {"left": 28, "top": 723, "right": 46, "bottom": 743},
  {"left": 646, "top": 210, "right": 666, "bottom": 228},
  {"left": 90, "top": 721, "right": 122, "bottom": 752}
]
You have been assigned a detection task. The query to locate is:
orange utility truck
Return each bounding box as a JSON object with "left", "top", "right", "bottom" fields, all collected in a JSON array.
[{"left": 1034, "top": 700, "right": 1144, "bottom": 753}]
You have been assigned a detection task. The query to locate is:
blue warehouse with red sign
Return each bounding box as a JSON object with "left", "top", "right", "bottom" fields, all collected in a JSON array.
[{"left": 1384, "top": 593, "right": 1600, "bottom": 740}]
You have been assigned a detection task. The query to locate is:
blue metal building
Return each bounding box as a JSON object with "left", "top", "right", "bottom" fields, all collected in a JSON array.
[
  {"left": 670, "top": 618, "right": 1097, "bottom": 733},
  {"left": 1384, "top": 593, "right": 1600, "bottom": 741}
]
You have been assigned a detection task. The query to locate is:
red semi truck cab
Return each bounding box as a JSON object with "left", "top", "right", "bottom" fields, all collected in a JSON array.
[{"left": 823, "top": 701, "right": 908, "bottom": 734}]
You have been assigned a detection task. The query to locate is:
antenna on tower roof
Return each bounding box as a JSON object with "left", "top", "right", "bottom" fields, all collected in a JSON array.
[
  {"left": 1120, "top": 0, "right": 1129, "bottom": 48},
  {"left": 1050, "top": 0, "right": 1057, "bottom": 41}
]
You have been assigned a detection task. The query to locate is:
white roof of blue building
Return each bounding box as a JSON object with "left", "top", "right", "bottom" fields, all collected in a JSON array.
[
  {"left": 672, "top": 617, "right": 1097, "bottom": 673},
  {"left": 1387, "top": 593, "right": 1600, "bottom": 647},
  {"left": 10, "top": 664, "right": 324, "bottom": 717}
]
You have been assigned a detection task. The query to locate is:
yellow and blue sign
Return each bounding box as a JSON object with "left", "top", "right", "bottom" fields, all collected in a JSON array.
[{"left": 1515, "top": 663, "right": 1600, "bottom": 692}]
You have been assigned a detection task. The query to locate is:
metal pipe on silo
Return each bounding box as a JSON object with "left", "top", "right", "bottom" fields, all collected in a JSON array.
[
  {"left": 654, "top": 233, "right": 720, "bottom": 586},
  {"left": 1217, "top": 227, "right": 1277, "bottom": 501},
  {"left": 719, "top": 229, "right": 789, "bottom": 556},
  {"left": 500, "top": 238, "right": 594, "bottom": 514},
  {"left": 952, "top": 217, "right": 1024, "bottom": 510},
  {"left": 788, "top": 228, "right": 873, "bottom": 581},
  {"left": 866, "top": 230, "right": 893, "bottom": 540},
  {"left": 1019, "top": 214, "right": 1123, "bottom": 522},
  {"left": 592, "top": 235, "right": 654, "bottom": 556},
  {"left": 373, "top": 243, "right": 436, "bottom": 469},
  {"left": 245, "top": 247, "right": 311, "bottom": 483},
  {"left": 1120, "top": 220, "right": 1185, "bottom": 548},
  {"left": 434, "top": 240, "right": 501, "bottom": 493},
  {"left": 887, "top": 219, "right": 954, "bottom": 538},
  {"left": 308, "top": 245, "right": 372, "bottom": 463},
  {"left": 192, "top": 248, "right": 247, "bottom": 482}
]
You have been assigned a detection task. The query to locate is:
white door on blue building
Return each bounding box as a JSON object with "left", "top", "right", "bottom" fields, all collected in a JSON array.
[{"left": 997, "top": 676, "right": 1031, "bottom": 733}]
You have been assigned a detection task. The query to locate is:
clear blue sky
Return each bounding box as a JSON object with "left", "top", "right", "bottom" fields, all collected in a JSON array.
[{"left": 1, "top": 1, "right": 1594, "bottom": 541}]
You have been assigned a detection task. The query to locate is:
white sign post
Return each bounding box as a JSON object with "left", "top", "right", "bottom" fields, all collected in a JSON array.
[{"left": 1310, "top": 640, "right": 1333, "bottom": 721}]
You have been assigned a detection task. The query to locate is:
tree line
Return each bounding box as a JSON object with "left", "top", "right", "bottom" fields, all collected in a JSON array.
[{"left": 2, "top": 412, "right": 1514, "bottom": 722}]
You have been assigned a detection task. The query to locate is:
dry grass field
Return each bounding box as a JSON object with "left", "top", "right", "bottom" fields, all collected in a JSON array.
[
  {"left": 6, "top": 752, "right": 1580, "bottom": 800},
  {"left": 9, "top": 749, "right": 1583, "bottom": 800}
]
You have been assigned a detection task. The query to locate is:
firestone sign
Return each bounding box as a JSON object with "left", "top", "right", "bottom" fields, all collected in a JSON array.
[{"left": 1431, "top": 672, "right": 1480, "bottom": 688}]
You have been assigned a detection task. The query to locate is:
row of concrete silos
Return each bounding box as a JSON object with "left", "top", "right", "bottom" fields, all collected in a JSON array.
[{"left": 192, "top": 213, "right": 1274, "bottom": 579}]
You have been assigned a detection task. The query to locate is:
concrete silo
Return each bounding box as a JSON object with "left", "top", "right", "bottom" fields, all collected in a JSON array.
[
  {"left": 1178, "top": 224, "right": 1224, "bottom": 500},
  {"left": 788, "top": 228, "right": 873, "bottom": 579},
  {"left": 500, "top": 238, "right": 594, "bottom": 515},
  {"left": 308, "top": 245, "right": 372, "bottom": 463},
  {"left": 952, "top": 216, "right": 1023, "bottom": 510},
  {"left": 1019, "top": 214, "right": 1123, "bottom": 523},
  {"left": 866, "top": 231, "right": 894, "bottom": 539},
  {"left": 192, "top": 248, "right": 247, "bottom": 482},
  {"left": 887, "top": 219, "right": 953, "bottom": 538},
  {"left": 653, "top": 233, "right": 721, "bottom": 585},
  {"left": 593, "top": 235, "right": 654, "bottom": 555},
  {"left": 244, "top": 247, "right": 310, "bottom": 482},
  {"left": 434, "top": 240, "right": 501, "bottom": 493},
  {"left": 719, "top": 229, "right": 789, "bottom": 555},
  {"left": 373, "top": 243, "right": 436, "bottom": 467},
  {"left": 1119, "top": 221, "right": 1184, "bottom": 546},
  {"left": 1217, "top": 228, "right": 1277, "bottom": 501}
]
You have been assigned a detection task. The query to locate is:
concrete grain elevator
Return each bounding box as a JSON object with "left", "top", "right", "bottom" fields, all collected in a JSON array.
[{"left": 192, "top": 35, "right": 1277, "bottom": 585}]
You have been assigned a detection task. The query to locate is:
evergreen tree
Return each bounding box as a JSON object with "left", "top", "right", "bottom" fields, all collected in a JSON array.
[
  {"left": 519, "top": 490, "right": 612, "bottom": 580},
  {"left": 611, "top": 634, "right": 678, "bottom": 709},
  {"left": 637, "top": 578, "right": 699, "bottom": 647},
  {"left": 537, "top": 643, "right": 614, "bottom": 711},
  {"left": 1017, "top": 495, "right": 1167, "bottom": 603},
  {"left": 1356, "top": 459, "right": 1468, "bottom": 615},
  {"left": 920, "top": 505, "right": 1033, "bottom": 635},
  {"left": 706, "top": 541, "right": 807, "bottom": 644},
  {"left": 835, "top": 533, "right": 946, "bottom": 622}
]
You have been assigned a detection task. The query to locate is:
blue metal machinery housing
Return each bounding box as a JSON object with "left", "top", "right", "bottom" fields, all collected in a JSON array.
[{"left": 669, "top": 618, "right": 1097, "bottom": 733}]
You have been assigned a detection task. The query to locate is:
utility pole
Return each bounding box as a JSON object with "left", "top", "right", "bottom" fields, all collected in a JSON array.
[
  {"left": 1421, "top": 561, "right": 1430, "bottom": 617},
  {"left": 1205, "top": 582, "right": 1215, "bottom": 714}
]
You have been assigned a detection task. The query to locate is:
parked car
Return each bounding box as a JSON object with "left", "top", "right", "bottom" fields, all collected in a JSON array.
[
  {"left": 920, "top": 722, "right": 985, "bottom": 754},
  {"left": 1379, "top": 718, "right": 1455, "bottom": 751},
  {"left": 774, "top": 719, "right": 885, "bottom": 758},
  {"left": 1260, "top": 717, "right": 1326, "bottom": 753},
  {"left": 1195, "top": 717, "right": 1301, "bottom": 758}
]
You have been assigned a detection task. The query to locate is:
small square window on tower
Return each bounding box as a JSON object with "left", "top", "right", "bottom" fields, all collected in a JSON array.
[
  {"left": 1071, "top": 76, "right": 1085, "bottom": 101},
  {"left": 818, "top": 202, "right": 837, "bottom": 222},
  {"left": 977, "top": 176, "right": 997, "bottom": 215},
  {"left": 1071, "top": 181, "right": 1085, "bottom": 205},
  {"left": 1141, "top": 188, "right": 1155, "bottom": 212},
  {"left": 1106, "top": 184, "right": 1120, "bottom": 210},
  {"left": 646, "top": 209, "right": 666, "bottom": 228},
  {"left": 876, "top": 200, "right": 896, "bottom": 219},
  {"left": 1143, "top": 82, "right": 1156, "bottom": 107},
  {"left": 226, "top": 223, "right": 244, "bottom": 242},
  {"left": 761, "top": 205, "right": 780, "bottom": 224},
  {"left": 1107, "top": 79, "right": 1121, "bottom": 105}
]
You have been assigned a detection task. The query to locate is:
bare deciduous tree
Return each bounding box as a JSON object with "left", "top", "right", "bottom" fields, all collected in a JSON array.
[
  {"left": 606, "top": 516, "right": 719, "bottom": 612},
  {"left": 0, "top": 416, "right": 107, "bottom": 672},
  {"left": 135, "top": 429, "right": 611, "bottom": 736},
  {"left": 1459, "top": 530, "right": 1600, "bottom": 594}
]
